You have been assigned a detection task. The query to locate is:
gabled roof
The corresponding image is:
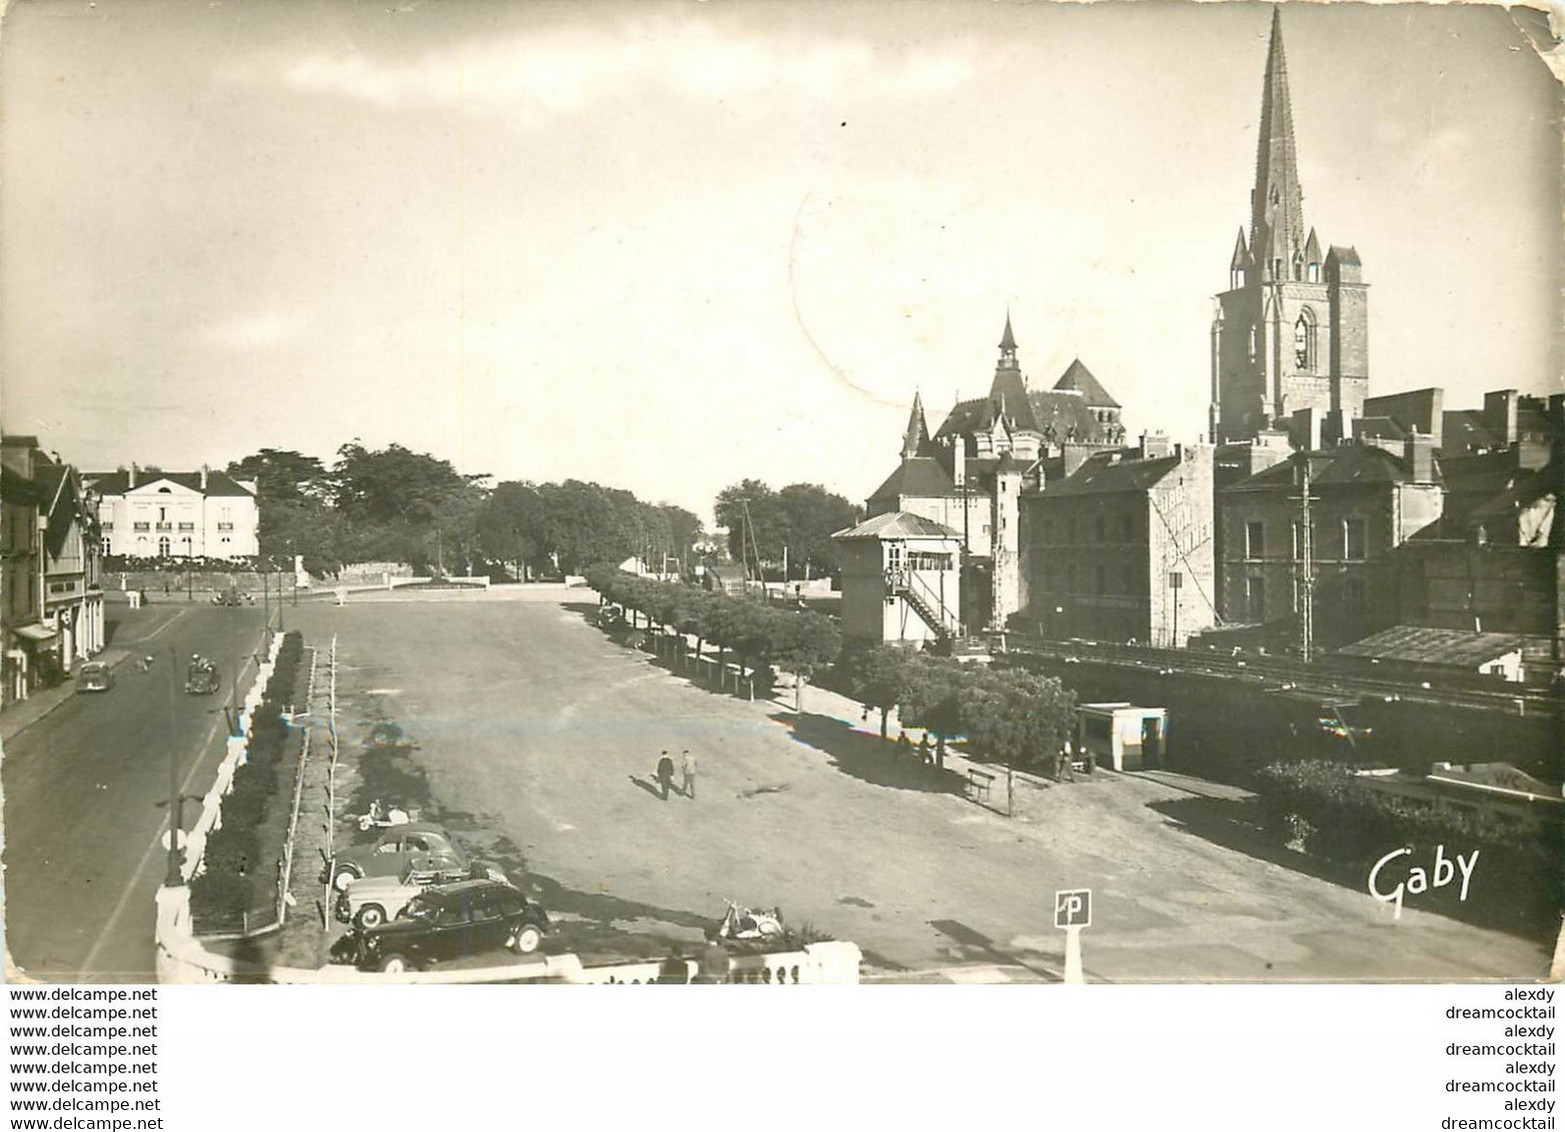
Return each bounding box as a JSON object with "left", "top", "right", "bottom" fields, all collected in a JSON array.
[
  {"left": 867, "top": 456, "right": 957, "bottom": 503},
  {"left": 832, "top": 510, "right": 960, "bottom": 541},
  {"left": 1337, "top": 625, "right": 1523, "bottom": 667},
  {"left": 1326, "top": 245, "right": 1361, "bottom": 267},
  {"left": 1230, "top": 227, "right": 1250, "bottom": 271},
  {"left": 1037, "top": 451, "right": 1180, "bottom": 498},
  {"left": 1051, "top": 359, "right": 1119, "bottom": 409},
  {"left": 1028, "top": 390, "right": 1121, "bottom": 445},
  {"left": 84, "top": 470, "right": 257, "bottom": 498}
]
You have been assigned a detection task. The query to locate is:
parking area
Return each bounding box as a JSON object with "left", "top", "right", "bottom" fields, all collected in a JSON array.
[{"left": 270, "top": 586, "right": 1551, "bottom": 982}]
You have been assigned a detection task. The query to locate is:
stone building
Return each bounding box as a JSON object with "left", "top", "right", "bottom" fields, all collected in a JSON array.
[
  {"left": 831, "top": 511, "right": 963, "bottom": 648},
  {"left": 1, "top": 436, "right": 43, "bottom": 707},
  {"left": 85, "top": 464, "right": 259, "bottom": 560},
  {"left": 1211, "top": 10, "right": 1369, "bottom": 445},
  {"left": 1217, "top": 437, "right": 1444, "bottom": 649},
  {"left": 1021, "top": 437, "right": 1216, "bottom": 647},
  {"left": 37, "top": 456, "right": 105, "bottom": 670},
  {"left": 866, "top": 317, "right": 1125, "bottom": 632}
]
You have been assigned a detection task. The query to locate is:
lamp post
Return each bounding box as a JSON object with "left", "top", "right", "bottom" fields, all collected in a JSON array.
[{"left": 184, "top": 538, "right": 193, "bottom": 600}]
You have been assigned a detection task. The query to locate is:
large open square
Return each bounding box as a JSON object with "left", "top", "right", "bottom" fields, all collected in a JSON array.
[{"left": 290, "top": 587, "right": 1552, "bottom": 983}]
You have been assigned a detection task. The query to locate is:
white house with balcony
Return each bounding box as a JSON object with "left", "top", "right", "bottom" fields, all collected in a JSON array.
[
  {"left": 84, "top": 464, "right": 259, "bottom": 560},
  {"left": 832, "top": 511, "right": 962, "bottom": 647}
]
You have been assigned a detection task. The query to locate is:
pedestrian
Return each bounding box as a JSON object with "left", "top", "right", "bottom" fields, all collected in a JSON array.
[
  {"left": 917, "top": 734, "right": 931, "bottom": 767},
  {"left": 895, "top": 732, "right": 912, "bottom": 763},
  {"left": 657, "top": 947, "right": 689, "bottom": 984},
  {"left": 656, "top": 751, "right": 675, "bottom": 801},
  {"left": 681, "top": 749, "right": 696, "bottom": 800},
  {"left": 1058, "top": 742, "right": 1075, "bottom": 782}
]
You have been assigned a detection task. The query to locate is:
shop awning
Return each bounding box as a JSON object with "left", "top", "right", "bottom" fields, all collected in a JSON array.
[{"left": 14, "top": 623, "right": 59, "bottom": 644}]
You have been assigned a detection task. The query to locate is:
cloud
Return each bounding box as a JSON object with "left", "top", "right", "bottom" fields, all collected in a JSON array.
[{"left": 232, "top": 20, "right": 974, "bottom": 124}]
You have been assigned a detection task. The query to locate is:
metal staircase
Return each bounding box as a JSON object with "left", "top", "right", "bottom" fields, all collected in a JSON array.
[{"left": 887, "top": 569, "right": 954, "bottom": 641}]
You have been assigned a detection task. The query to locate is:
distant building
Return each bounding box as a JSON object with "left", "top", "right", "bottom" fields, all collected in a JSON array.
[
  {"left": 84, "top": 464, "right": 259, "bottom": 560},
  {"left": 1211, "top": 11, "right": 1369, "bottom": 445},
  {"left": 831, "top": 511, "right": 962, "bottom": 648},
  {"left": 1021, "top": 438, "right": 1216, "bottom": 646},
  {"left": 1, "top": 436, "right": 44, "bottom": 707},
  {"left": 870, "top": 317, "right": 1126, "bottom": 632},
  {"left": 1356, "top": 763, "right": 1563, "bottom": 831},
  {"left": 37, "top": 457, "right": 105, "bottom": 670},
  {"left": 1217, "top": 437, "right": 1444, "bottom": 649},
  {"left": 702, "top": 562, "right": 747, "bottom": 597},
  {"left": 1335, "top": 625, "right": 1527, "bottom": 683}
]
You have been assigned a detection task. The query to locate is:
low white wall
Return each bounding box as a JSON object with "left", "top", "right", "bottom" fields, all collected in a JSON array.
[{"left": 155, "top": 886, "right": 862, "bottom": 985}]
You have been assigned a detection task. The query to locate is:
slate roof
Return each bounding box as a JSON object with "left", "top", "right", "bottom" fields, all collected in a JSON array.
[
  {"left": 1036, "top": 451, "right": 1180, "bottom": 498},
  {"left": 1353, "top": 416, "right": 1406, "bottom": 442},
  {"left": 833, "top": 510, "right": 961, "bottom": 541},
  {"left": 1223, "top": 444, "right": 1427, "bottom": 494},
  {"left": 1336, "top": 625, "right": 1524, "bottom": 668},
  {"left": 84, "top": 470, "right": 256, "bottom": 498},
  {"left": 867, "top": 456, "right": 958, "bottom": 503},
  {"left": 1440, "top": 410, "right": 1498, "bottom": 454},
  {"left": 1028, "top": 391, "right": 1119, "bottom": 445},
  {"left": 1051, "top": 359, "right": 1119, "bottom": 409}
]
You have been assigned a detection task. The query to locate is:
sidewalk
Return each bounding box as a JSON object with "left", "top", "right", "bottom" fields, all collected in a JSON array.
[{"left": 0, "top": 645, "right": 136, "bottom": 746}]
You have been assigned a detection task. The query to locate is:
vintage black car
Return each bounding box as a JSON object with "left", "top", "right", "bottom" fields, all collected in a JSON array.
[
  {"left": 184, "top": 657, "right": 220, "bottom": 695},
  {"left": 330, "top": 878, "right": 550, "bottom": 973}
]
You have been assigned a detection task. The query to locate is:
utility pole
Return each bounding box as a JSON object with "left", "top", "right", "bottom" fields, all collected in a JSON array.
[{"left": 1290, "top": 458, "right": 1318, "bottom": 663}]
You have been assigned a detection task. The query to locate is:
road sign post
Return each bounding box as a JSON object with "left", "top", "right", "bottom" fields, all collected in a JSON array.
[{"left": 1054, "top": 888, "right": 1091, "bottom": 984}]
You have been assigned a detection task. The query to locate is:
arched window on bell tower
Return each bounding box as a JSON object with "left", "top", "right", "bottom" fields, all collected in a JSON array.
[
  {"left": 1293, "top": 308, "right": 1317, "bottom": 372},
  {"left": 1248, "top": 324, "right": 1259, "bottom": 364}
]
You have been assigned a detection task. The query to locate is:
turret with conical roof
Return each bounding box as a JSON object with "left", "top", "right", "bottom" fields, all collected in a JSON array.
[{"left": 901, "top": 391, "right": 931, "bottom": 459}]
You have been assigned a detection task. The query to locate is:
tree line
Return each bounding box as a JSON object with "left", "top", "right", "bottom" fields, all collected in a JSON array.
[
  {"left": 226, "top": 444, "right": 703, "bottom": 580},
  {"left": 585, "top": 564, "right": 1078, "bottom": 777}
]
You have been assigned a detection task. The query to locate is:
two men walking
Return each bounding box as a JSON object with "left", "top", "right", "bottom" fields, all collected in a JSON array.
[{"left": 655, "top": 749, "right": 697, "bottom": 801}]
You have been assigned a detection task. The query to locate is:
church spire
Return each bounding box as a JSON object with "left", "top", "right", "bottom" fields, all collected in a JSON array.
[
  {"left": 901, "top": 390, "right": 930, "bottom": 458},
  {"left": 999, "top": 311, "right": 1017, "bottom": 354},
  {"left": 1251, "top": 8, "right": 1306, "bottom": 283}
]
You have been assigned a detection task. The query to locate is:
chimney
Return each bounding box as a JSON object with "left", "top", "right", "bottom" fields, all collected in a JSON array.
[
  {"left": 952, "top": 435, "right": 966, "bottom": 487},
  {"left": 200, "top": 464, "right": 209, "bottom": 491},
  {"left": 1139, "top": 432, "right": 1172, "bottom": 460},
  {"left": 1403, "top": 429, "right": 1435, "bottom": 483},
  {"left": 129, "top": 462, "right": 137, "bottom": 489},
  {"left": 1484, "top": 389, "right": 1519, "bottom": 446}
]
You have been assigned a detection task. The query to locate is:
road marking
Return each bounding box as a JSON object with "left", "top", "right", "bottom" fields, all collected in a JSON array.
[{"left": 75, "top": 620, "right": 269, "bottom": 980}]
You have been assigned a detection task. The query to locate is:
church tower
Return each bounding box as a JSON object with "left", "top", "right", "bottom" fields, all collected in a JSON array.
[{"left": 1212, "top": 10, "right": 1368, "bottom": 445}]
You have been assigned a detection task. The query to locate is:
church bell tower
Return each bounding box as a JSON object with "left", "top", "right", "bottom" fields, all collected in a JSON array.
[{"left": 1212, "top": 10, "right": 1368, "bottom": 446}]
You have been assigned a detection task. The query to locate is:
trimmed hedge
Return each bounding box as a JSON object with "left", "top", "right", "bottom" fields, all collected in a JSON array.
[
  {"left": 1254, "top": 760, "right": 1563, "bottom": 936},
  {"left": 189, "top": 631, "right": 306, "bottom": 933}
]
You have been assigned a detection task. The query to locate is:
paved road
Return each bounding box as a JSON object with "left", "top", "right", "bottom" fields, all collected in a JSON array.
[
  {"left": 3, "top": 598, "right": 267, "bottom": 983},
  {"left": 293, "top": 589, "right": 1553, "bottom": 982}
]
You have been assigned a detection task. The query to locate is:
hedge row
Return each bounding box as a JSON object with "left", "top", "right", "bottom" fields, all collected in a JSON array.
[
  {"left": 189, "top": 632, "right": 306, "bottom": 930},
  {"left": 1254, "top": 760, "right": 1563, "bottom": 936}
]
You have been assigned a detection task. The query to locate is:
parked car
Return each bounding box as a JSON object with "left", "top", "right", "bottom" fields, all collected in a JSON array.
[
  {"left": 335, "top": 852, "right": 503, "bottom": 928},
  {"left": 320, "top": 822, "right": 465, "bottom": 892},
  {"left": 330, "top": 879, "right": 551, "bottom": 972},
  {"left": 184, "top": 656, "right": 220, "bottom": 695},
  {"left": 77, "top": 661, "right": 114, "bottom": 693}
]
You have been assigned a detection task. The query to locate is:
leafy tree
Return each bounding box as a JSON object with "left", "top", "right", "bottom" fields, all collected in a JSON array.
[
  {"left": 659, "top": 505, "right": 704, "bottom": 568},
  {"left": 777, "top": 483, "right": 859, "bottom": 578},
  {"left": 898, "top": 655, "right": 965, "bottom": 769},
  {"left": 771, "top": 610, "right": 842, "bottom": 712},
  {"left": 226, "top": 449, "right": 333, "bottom": 503},
  {"left": 958, "top": 667, "right": 1076, "bottom": 811},
  {"left": 539, "top": 480, "right": 632, "bottom": 573},
  {"left": 714, "top": 479, "right": 786, "bottom": 567},
  {"left": 845, "top": 644, "right": 915, "bottom": 740},
  {"left": 478, "top": 482, "right": 546, "bottom": 580}
]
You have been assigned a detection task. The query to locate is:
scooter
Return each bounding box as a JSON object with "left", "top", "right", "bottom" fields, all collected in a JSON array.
[
  {"left": 355, "top": 800, "right": 418, "bottom": 832},
  {"left": 714, "top": 900, "right": 786, "bottom": 944}
]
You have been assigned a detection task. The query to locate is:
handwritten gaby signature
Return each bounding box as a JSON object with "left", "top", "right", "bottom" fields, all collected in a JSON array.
[{"left": 1367, "top": 845, "right": 1478, "bottom": 919}]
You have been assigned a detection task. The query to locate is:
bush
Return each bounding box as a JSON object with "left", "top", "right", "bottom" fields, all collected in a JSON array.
[{"left": 1254, "top": 760, "right": 1562, "bottom": 934}]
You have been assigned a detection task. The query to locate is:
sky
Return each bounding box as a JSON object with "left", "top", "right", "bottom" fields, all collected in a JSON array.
[{"left": 1, "top": 0, "right": 1559, "bottom": 523}]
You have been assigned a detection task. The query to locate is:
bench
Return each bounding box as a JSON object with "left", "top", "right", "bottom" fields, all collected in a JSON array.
[{"left": 967, "top": 768, "right": 996, "bottom": 804}]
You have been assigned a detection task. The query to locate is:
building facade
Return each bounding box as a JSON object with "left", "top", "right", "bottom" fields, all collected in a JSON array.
[
  {"left": 1217, "top": 438, "right": 1444, "bottom": 650},
  {"left": 38, "top": 457, "right": 105, "bottom": 669},
  {"left": 832, "top": 511, "right": 962, "bottom": 648},
  {"left": 1, "top": 436, "right": 44, "bottom": 707},
  {"left": 1211, "top": 10, "right": 1368, "bottom": 445},
  {"left": 85, "top": 465, "right": 259, "bottom": 560},
  {"left": 1021, "top": 438, "right": 1216, "bottom": 647}
]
